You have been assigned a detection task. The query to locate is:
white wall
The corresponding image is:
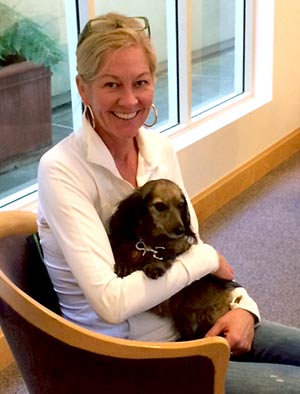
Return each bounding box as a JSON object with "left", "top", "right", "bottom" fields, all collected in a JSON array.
[{"left": 177, "top": 0, "right": 300, "bottom": 198}]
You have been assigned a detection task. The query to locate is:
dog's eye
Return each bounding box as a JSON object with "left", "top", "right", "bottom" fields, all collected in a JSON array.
[
  {"left": 178, "top": 201, "right": 185, "bottom": 209},
  {"left": 153, "top": 202, "right": 168, "bottom": 212}
]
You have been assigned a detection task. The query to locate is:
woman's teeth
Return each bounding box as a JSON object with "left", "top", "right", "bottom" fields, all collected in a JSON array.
[{"left": 114, "top": 112, "right": 137, "bottom": 120}]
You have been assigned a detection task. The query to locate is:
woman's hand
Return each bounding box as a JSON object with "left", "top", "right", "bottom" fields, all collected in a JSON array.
[
  {"left": 212, "top": 253, "right": 234, "bottom": 281},
  {"left": 205, "top": 309, "right": 255, "bottom": 356}
]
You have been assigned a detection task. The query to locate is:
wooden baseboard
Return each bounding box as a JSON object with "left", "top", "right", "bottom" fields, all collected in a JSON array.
[
  {"left": 0, "top": 329, "right": 14, "bottom": 371},
  {"left": 192, "top": 128, "right": 300, "bottom": 223}
]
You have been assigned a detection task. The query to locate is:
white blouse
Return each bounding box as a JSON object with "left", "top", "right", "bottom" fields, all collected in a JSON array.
[{"left": 37, "top": 116, "right": 260, "bottom": 341}]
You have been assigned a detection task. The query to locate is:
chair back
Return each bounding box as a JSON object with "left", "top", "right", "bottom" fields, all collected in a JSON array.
[
  {"left": 0, "top": 211, "right": 230, "bottom": 394},
  {"left": 0, "top": 233, "right": 61, "bottom": 314}
]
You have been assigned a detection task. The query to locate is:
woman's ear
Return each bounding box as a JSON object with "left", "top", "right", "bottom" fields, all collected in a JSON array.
[{"left": 76, "top": 74, "right": 89, "bottom": 105}]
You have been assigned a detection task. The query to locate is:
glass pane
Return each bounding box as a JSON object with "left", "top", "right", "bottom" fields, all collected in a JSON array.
[
  {"left": 191, "top": 0, "right": 245, "bottom": 116},
  {"left": 0, "top": 0, "right": 72, "bottom": 204},
  {"left": 92, "top": 0, "right": 178, "bottom": 131}
]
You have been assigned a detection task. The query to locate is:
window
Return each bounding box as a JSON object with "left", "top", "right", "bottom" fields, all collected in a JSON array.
[
  {"left": 190, "top": 0, "right": 245, "bottom": 116},
  {"left": 0, "top": 0, "right": 274, "bottom": 208},
  {"left": 0, "top": 0, "right": 72, "bottom": 206}
]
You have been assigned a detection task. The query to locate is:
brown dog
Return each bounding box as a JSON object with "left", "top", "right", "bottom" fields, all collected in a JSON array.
[{"left": 109, "top": 179, "right": 239, "bottom": 340}]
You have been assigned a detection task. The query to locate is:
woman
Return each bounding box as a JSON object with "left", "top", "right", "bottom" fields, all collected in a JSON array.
[{"left": 37, "top": 13, "right": 300, "bottom": 393}]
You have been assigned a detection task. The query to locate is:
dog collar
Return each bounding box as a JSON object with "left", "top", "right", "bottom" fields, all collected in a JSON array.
[{"left": 135, "top": 240, "right": 165, "bottom": 261}]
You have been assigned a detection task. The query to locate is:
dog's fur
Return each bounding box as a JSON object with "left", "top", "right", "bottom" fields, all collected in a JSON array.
[{"left": 109, "top": 179, "right": 239, "bottom": 340}]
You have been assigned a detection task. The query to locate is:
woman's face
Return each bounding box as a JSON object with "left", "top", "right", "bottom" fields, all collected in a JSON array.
[{"left": 77, "top": 45, "right": 155, "bottom": 145}]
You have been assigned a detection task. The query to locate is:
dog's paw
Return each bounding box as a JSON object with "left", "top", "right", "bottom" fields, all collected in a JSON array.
[
  {"left": 115, "top": 265, "right": 131, "bottom": 278},
  {"left": 143, "top": 262, "right": 170, "bottom": 279}
]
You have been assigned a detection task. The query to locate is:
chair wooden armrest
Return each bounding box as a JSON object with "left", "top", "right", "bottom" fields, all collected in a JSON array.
[{"left": 0, "top": 210, "right": 37, "bottom": 238}]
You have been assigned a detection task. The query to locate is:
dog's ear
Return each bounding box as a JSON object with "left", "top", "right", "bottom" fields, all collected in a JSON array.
[
  {"left": 181, "top": 193, "right": 196, "bottom": 238},
  {"left": 109, "top": 190, "right": 146, "bottom": 239}
]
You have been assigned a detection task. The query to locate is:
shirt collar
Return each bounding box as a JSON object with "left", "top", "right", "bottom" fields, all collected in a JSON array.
[{"left": 78, "top": 115, "right": 163, "bottom": 175}]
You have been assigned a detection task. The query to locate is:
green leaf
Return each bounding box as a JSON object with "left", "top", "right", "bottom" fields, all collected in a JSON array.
[{"left": 0, "top": 4, "right": 63, "bottom": 68}]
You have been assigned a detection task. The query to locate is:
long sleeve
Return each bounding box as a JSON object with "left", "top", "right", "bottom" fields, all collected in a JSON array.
[{"left": 230, "top": 287, "right": 261, "bottom": 325}]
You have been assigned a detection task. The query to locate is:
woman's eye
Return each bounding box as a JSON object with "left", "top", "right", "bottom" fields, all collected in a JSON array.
[
  {"left": 136, "top": 80, "right": 148, "bottom": 88},
  {"left": 105, "top": 82, "right": 118, "bottom": 88}
]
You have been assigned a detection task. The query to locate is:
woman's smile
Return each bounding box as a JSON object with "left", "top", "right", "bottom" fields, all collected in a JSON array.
[{"left": 112, "top": 111, "right": 138, "bottom": 120}]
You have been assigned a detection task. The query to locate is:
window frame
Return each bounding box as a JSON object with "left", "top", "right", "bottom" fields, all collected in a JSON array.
[{"left": 165, "top": 0, "right": 274, "bottom": 152}]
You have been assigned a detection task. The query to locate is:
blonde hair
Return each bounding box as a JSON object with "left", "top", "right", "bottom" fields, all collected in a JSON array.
[{"left": 76, "top": 13, "right": 157, "bottom": 82}]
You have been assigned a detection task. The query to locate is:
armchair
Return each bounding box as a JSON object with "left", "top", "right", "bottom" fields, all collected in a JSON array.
[{"left": 0, "top": 210, "right": 230, "bottom": 394}]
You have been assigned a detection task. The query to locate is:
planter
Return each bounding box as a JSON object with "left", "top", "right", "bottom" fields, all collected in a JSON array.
[{"left": 0, "top": 61, "right": 52, "bottom": 166}]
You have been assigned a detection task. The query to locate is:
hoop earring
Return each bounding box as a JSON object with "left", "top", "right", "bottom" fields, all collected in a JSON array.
[
  {"left": 144, "top": 104, "right": 158, "bottom": 128},
  {"left": 85, "top": 105, "right": 96, "bottom": 129}
]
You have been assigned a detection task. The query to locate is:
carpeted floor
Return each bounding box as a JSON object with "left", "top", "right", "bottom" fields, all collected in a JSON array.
[
  {"left": 1, "top": 152, "right": 299, "bottom": 393},
  {"left": 200, "top": 151, "right": 300, "bottom": 328},
  {"left": 0, "top": 363, "right": 28, "bottom": 394}
]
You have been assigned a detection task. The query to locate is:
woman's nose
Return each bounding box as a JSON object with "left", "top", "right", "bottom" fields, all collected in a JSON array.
[{"left": 118, "top": 87, "right": 139, "bottom": 106}]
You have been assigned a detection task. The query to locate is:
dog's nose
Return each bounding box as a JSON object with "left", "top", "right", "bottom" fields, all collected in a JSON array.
[{"left": 174, "top": 226, "right": 185, "bottom": 237}]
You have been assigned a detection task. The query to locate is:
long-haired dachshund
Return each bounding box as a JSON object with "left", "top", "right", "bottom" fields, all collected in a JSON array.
[{"left": 109, "top": 179, "right": 239, "bottom": 340}]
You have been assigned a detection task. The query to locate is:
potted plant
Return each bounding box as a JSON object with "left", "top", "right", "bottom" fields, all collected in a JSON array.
[{"left": 0, "top": 3, "right": 63, "bottom": 168}]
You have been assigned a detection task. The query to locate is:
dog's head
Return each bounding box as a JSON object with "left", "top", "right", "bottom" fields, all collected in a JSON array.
[{"left": 109, "top": 179, "right": 196, "bottom": 244}]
